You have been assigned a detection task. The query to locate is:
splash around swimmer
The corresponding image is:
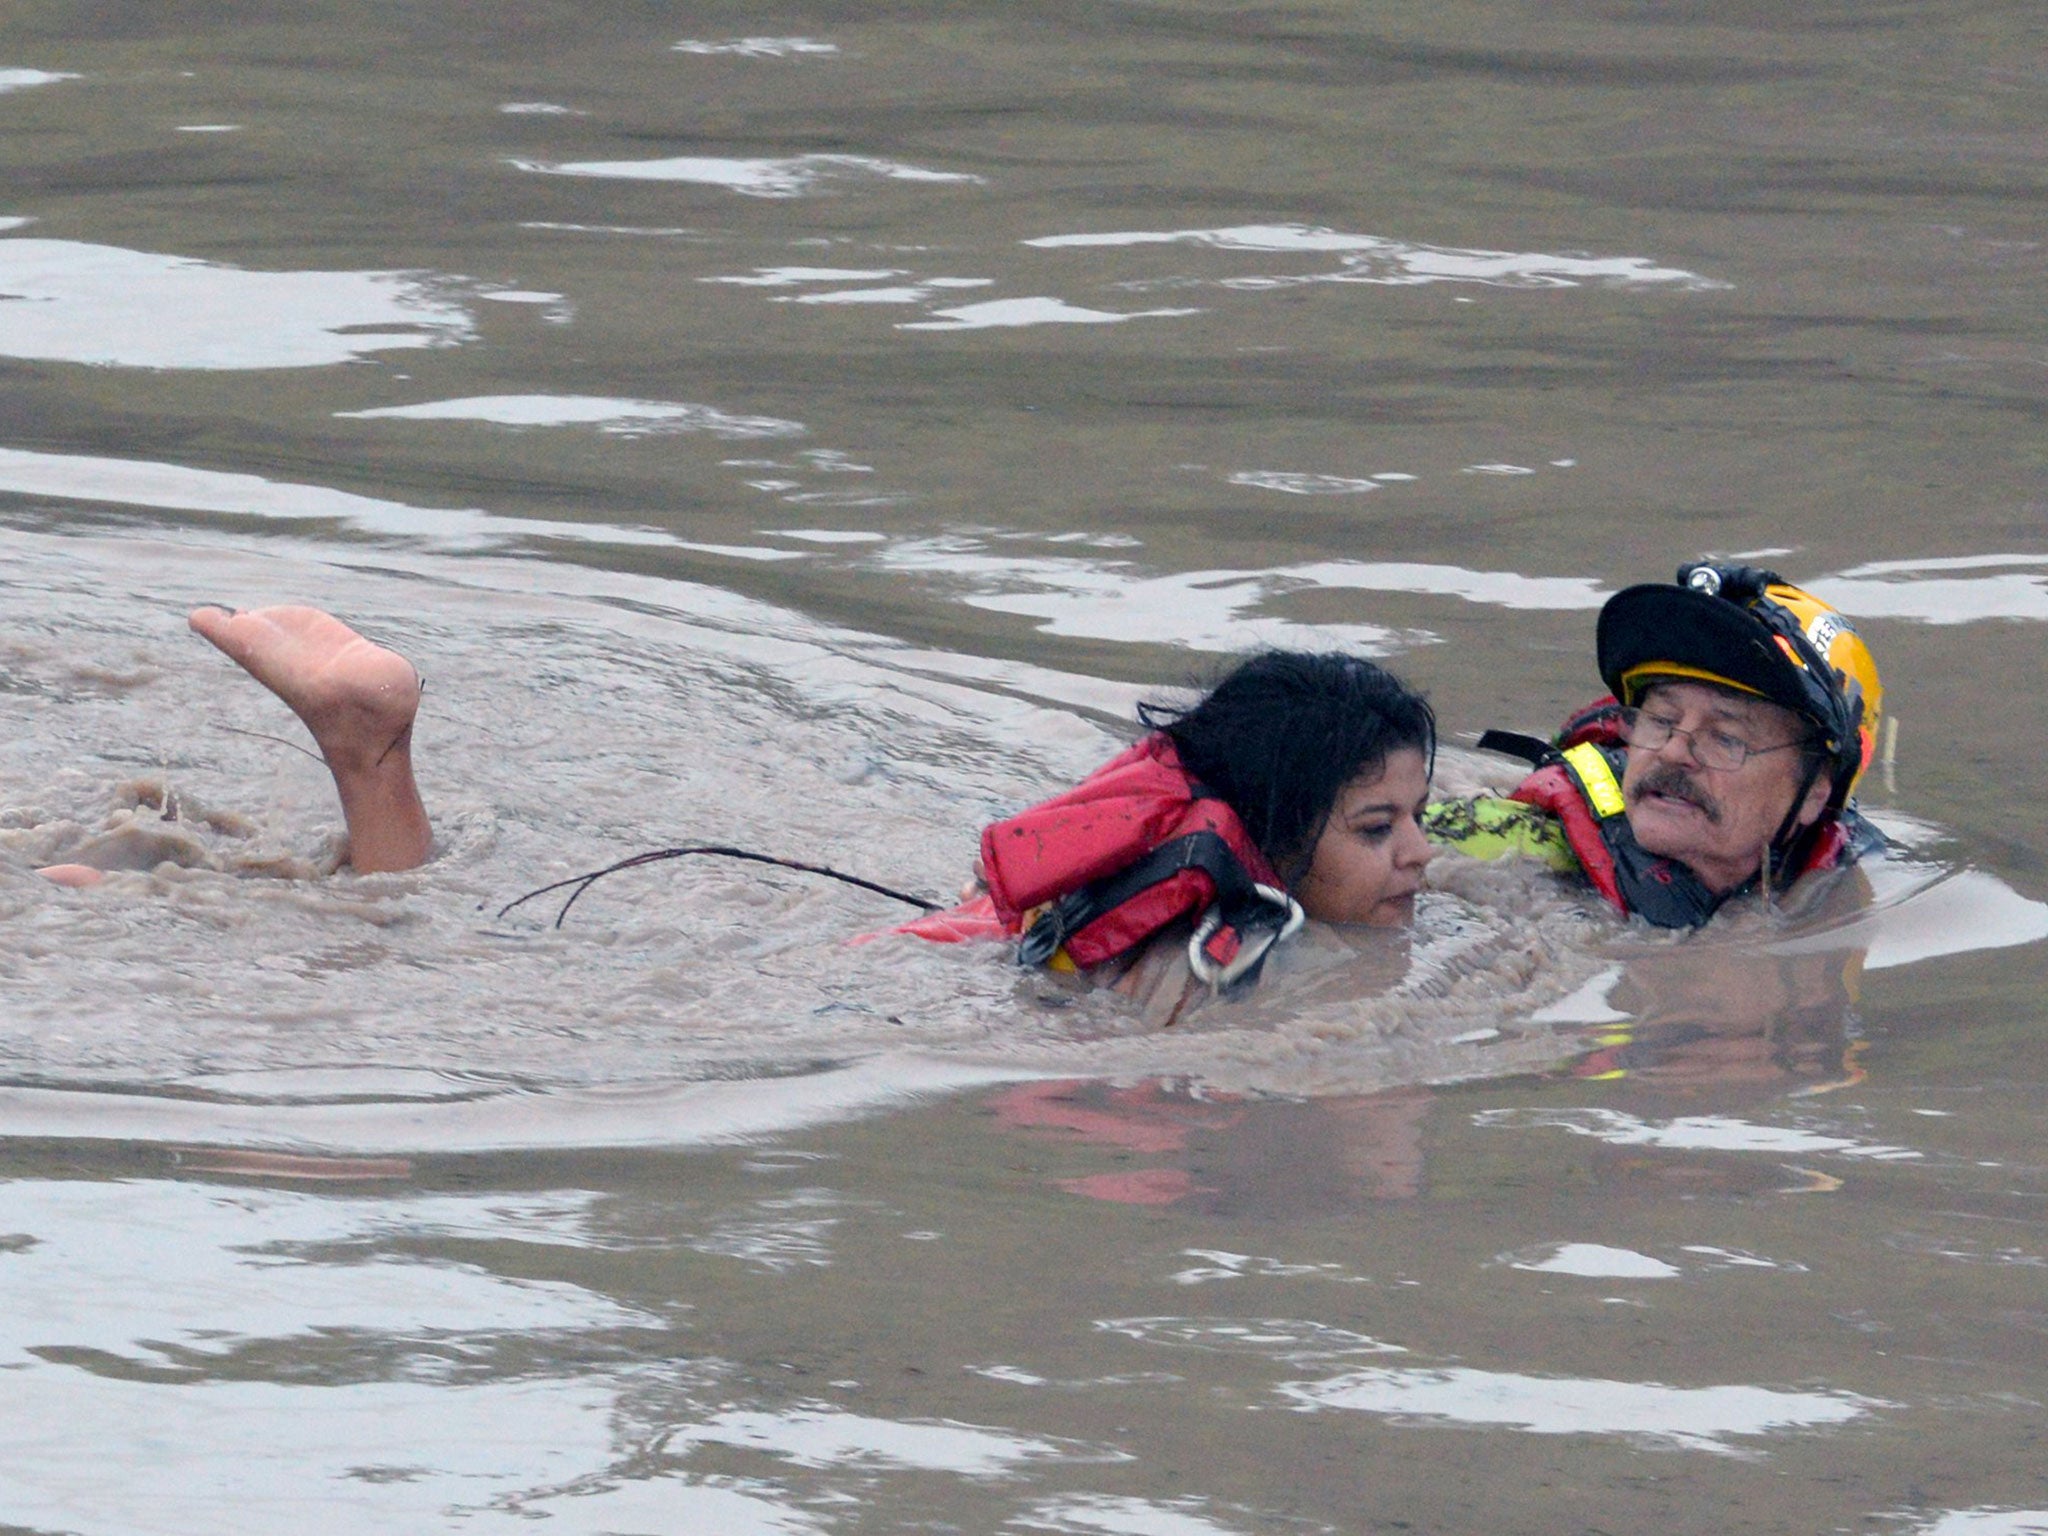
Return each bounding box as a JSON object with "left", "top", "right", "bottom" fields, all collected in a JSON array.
[
  {"left": 32, "top": 562, "right": 1889, "bottom": 1002},
  {"left": 35, "top": 606, "right": 428, "bottom": 888}
]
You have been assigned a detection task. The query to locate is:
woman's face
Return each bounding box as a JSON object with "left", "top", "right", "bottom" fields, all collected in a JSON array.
[{"left": 1292, "top": 747, "right": 1435, "bottom": 926}]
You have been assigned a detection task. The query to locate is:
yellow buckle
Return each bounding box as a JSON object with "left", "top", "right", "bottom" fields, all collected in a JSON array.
[{"left": 1562, "top": 742, "right": 1627, "bottom": 819}]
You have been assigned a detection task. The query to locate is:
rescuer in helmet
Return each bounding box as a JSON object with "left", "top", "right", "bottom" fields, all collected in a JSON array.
[{"left": 1437, "top": 561, "right": 1887, "bottom": 928}]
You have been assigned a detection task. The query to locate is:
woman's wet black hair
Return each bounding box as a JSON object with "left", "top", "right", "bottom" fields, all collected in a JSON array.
[{"left": 1139, "top": 650, "right": 1436, "bottom": 881}]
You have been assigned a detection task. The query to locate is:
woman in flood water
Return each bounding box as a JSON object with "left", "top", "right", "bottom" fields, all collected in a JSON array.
[{"left": 917, "top": 650, "right": 1439, "bottom": 1025}]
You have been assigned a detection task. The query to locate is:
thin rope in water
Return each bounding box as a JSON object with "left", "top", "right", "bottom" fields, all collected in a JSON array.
[{"left": 495, "top": 844, "right": 944, "bottom": 929}]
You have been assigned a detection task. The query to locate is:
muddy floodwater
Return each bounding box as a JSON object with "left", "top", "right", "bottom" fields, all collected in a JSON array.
[{"left": 3, "top": 3, "right": 2047, "bottom": 1532}]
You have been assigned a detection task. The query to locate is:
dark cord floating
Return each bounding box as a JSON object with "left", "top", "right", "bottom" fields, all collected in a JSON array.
[{"left": 496, "top": 844, "right": 944, "bottom": 929}]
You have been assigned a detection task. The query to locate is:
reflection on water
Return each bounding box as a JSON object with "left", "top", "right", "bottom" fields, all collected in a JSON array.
[
  {"left": 1507, "top": 1241, "right": 1682, "bottom": 1278},
  {"left": 1026, "top": 223, "right": 1725, "bottom": 290},
  {"left": 513, "top": 153, "right": 983, "bottom": 197},
  {"left": 0, "top": 446, "right": 679, "bottom": 551},
  {"left": 1276, "top": 1365, "right": 1881, "bottom": 1455},
  {"left": 1476, "top": 1107, "right": 1923, "bottom": 1160},
  {"left": 672, "top": 37, "right": 840, "bottom": 59},
  {"left": 0, "top": 239, "right": 474, "bottom": 369},
  {"left": 1502, "top": 1241, "right": 1804, "bottom": 1278},
  {"left": 1904, "top": 1515, "right": 2048, "bottom": 1536},
  {"left": 899, "top": 296, "right": 1208, "bottom": 332},
  {"left": 1816, "top": 558, "right": 2048, "bottom": 624},
  {"left": 335, "top": 394, "right": 805, "bottom": 437},
  {"left": 0, "top": 69, "right": 77, "bottom": 93}
]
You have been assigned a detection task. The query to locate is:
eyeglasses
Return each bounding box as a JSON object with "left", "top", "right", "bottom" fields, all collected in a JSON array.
[{"left": 1616, "top": 707, "right": 1810, "bottom": 773}]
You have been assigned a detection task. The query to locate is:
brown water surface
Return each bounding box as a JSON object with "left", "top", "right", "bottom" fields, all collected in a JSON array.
[{"left": 2, "top": 3, "right": 2046, "bottom": 1531}]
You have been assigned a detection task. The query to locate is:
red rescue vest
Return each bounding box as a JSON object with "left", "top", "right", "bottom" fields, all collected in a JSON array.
[{"left": 904, "top": 734, "right": 1303, "bottom": 988}]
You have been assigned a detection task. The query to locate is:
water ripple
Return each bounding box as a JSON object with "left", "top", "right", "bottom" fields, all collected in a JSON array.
[{"left": 513, "top": 154, "right": 981, "bottom": 198}]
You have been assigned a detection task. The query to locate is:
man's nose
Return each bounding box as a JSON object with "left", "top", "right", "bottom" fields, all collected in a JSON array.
[{"left": 1653, "top": 720, "right": 1704, "bottom": 767}]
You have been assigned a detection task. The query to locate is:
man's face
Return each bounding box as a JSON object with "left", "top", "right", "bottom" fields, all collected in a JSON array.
[{"left": 1619, "top": 680, "right": 1830, "bottom": 894}]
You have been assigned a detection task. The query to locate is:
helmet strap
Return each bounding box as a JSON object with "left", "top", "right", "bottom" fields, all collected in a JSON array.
[{"left": 1767, "top": 755, "right": 1831, "bottom": 877}]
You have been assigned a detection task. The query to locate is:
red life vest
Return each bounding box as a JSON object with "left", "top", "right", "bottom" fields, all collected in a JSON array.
[
  {"left": 1495, "top": 698, "right": 1865, "bottom": 927},
  {"left": 902, "top": 734, "right": 1303, "bottom": 988}
]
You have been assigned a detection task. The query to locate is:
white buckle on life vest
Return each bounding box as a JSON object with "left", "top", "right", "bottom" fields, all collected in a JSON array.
[{"left": 1187, "top": 883, "right": 1306, "bottom": 990}]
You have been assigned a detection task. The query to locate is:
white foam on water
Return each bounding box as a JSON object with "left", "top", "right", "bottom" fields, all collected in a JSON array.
[
  {"left": 335, "top": 393, "right": 805, "bottom": 438},
  {"left": 0, "top": 68, "right": 79, "bottom": 93},
  {"left": 1023, "top": 223, "right": 1723, "bottom": 290},
  {"left": 1507, "top": 1243, "right": 1681, "bottom": 1278},
  {"left": 1276, "top": 1366, "right": 1881, "bottom": 1454},
  {"left": 898, "top": 297, "right": 1204, "bottom": 330},
  {"left": 0, "top": 238, "right": 474, "bottom": 368},
  {"left": 1463, "top": 462, "right": 1536, "bottom": 475},
  {"left": 513, "top": 154, "right": 980, "bottom": 198},
  {"left": 174, "top": 123, "right": 241, "bottom": 133},
  {"left": 498, "top": 101, "right": 584, "bottom": 114},
  {"left": 674, "top": 37, "right": 841, "bottom": 57},
  {"left": 476, "top": 288, "right": 563, "bottom": 304}
]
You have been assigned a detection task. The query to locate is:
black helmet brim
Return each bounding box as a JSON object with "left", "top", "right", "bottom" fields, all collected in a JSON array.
[{"left": 1596, "top": 583, "right": 1821, "bottom": 724}]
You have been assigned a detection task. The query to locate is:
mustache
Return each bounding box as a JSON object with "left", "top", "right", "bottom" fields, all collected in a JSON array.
[{"left": 1631, "top": 762, "right": 1722, "bottom": 824}]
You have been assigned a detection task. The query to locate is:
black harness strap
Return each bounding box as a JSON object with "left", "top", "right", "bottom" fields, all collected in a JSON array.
[
  {"left": 1475, "top": 729, "right": 1557, "bottom": 767},
  {"left": 1016, "top": 829, "right": 1261, "bottom": 968}
]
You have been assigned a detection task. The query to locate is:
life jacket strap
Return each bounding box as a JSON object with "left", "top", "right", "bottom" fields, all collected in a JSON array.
[
  {"left": 1018, "top": 828, "right": 1300, "bottom": 992},
  {"left": 1475, "top": 729, "right": 1557, "bottom": 767}
]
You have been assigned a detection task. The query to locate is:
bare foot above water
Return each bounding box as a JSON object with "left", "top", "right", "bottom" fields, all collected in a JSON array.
[
  {"left": 187, "top": 605, "right": 433, "bottom": 873},
  {"left": 189, "top": 605, "right": 421, "bottom": 773}
]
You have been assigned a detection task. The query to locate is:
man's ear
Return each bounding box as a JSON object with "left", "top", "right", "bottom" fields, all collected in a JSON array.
[{"left": 1793, "top": 768, "right": 1834, "bottom": 832}]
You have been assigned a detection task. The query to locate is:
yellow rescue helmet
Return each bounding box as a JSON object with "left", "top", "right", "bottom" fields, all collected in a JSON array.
[{"left": 1596, "top": 562, "right": 1883, "bottom": 808}]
